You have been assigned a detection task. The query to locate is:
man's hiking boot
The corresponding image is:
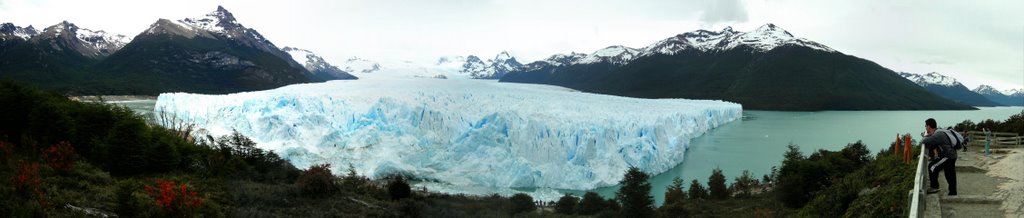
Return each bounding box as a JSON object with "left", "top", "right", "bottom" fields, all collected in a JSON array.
[{"left": 926, "top": 188, "right": 940, "bottom": 194}]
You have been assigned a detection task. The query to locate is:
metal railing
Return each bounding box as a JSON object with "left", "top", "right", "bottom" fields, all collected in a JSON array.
[{"left": 908, "top": 145, "right": 927, "bottom": 218}]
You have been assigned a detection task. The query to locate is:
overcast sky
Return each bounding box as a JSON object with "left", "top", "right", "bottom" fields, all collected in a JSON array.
[{"left": 2, "top": 0, "right": 1022, "bottom": 90}]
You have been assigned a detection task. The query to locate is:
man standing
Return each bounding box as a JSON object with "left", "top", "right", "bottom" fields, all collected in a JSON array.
[{"left": 923, "top": 118, "right": 957, "bottom": 195}]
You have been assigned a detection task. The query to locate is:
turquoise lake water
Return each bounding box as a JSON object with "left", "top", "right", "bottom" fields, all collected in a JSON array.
[
  {"left": 587, "top": 107, "right": 1023, "bottom": 205},
  {"left": 111, "top": 100, "right": 1021, "bottom": 205}
]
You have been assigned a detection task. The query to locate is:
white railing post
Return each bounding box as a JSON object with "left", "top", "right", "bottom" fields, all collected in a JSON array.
[{"left": 908, "top": 145, "right": 926, "bottom": 218}]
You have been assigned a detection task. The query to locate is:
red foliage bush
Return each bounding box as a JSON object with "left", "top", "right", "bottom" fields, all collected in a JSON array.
[
  {"left": 41, "top": 141, "right": 76, "bottom": 172},
  {"left": 144, "top": 179, "right": 204, "bottom": 215},
  {"left": 13, "top": 159, "right": 46, "bottom": 207}
]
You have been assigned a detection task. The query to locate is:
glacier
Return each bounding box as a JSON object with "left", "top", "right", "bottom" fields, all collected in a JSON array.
[{"left": 154, "top": 77, "right": 742, "bottom": 190}]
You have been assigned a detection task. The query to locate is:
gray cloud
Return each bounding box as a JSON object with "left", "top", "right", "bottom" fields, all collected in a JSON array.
[
  {"left": 700, "top": 0, "right": 749, "bottom": 24},
  {"left": 914, "top": 59, "right": 954, "bottom": 65}
]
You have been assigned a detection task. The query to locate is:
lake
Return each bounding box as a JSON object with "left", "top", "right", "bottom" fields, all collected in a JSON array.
[
  {"left": 592, "top": 107, "right": 1023, "bottom": 205},
  {"left": 109, "top": 100, "right": 1021, "bottom": 205}
]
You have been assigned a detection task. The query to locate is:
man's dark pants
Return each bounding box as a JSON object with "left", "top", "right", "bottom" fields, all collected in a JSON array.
[{"left": 928, "top": 156, "right": 957, "bottom": 195}]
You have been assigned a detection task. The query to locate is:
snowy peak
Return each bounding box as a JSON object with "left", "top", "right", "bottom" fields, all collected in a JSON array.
[
  {"left": 641, "top": 23, "right": 835, "bottom": 56},
  {"left": 898, "top": 72, "right": 961, "bottom": 87},
  {"left": 494, "top": 51, "right": 514, "bottom": 62},
  {"left": 973, "top": 85, "right": 1002, "bottom": 95},
  {"left": 973, "top": 85, "right": 1023, "bottom": 97},
  {"left": 142, "top": 6, "right": 267, "bottom": 43},
  {"left": 459, "top": 52, "right": 524, "bottom": 79},
  {"left": 179, "top": 5, "right": 241, "bottom": 33},
  {"left": 580, "top": 45, "right": 640, "bottom": 65},
  {"left": 282, "top": 46, "right": 357, "bottom": 81},
  {"left": 35, "top": 21, "right": 130, "bottom": 58},
  {"left": 749, "top": 23, "right": 793, "bottom": 38},
  {"left": 1003, "top": 88, "right": 1024, "bottom": 96},
  {"left": 0, "top": 23, "right": 39, "bottom": 40}
]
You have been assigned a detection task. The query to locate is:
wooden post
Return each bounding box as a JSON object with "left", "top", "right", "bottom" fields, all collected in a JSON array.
[
  {"left": 896, "top": 134, "right": 901, "bottom": 155},
  {"left": 903, "top": 134, "right": 912, "bottom": 164}
]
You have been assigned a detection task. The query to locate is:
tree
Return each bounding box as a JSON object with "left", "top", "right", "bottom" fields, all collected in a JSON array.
[
  {"left": 295, "top": 163, "right": 338, "bottom": 198},
  {"left": 664, "top": 177, "right": 686, "bottom": 205},
  {"left": 387, "top": 175, "right": 412, "bottom": 200},
  {"left": 615, "top": 167, "right": 655, "bottom": 218},
  {"left": 708, "top": 168, "right": 729, "bottom": 200},
  {"left": 105, "top": 118, "right": 150, "bottom": 176},
  {"left": 841, "top": 141, "right": 872, "bottom": 168},
  {"left": 342, "top": 164, "right": 370, "bottom": 193},
  {"left": 555, "top": 193, "right": 578, "bottom": 215},
  {"left": 687, "top": 179, "right": 708, "bottom": 200},
  {"left": 732, "top": 170, "right": 757, "bottom": 198},
  {"left": 577, "top": 191, "right": 606, "bottom": 215},
  {"left": 509, "top": 193, "right": 536, "bottom": 215}
]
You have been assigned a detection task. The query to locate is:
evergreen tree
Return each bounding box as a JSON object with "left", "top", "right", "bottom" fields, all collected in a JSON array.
[
  {"left": 687, "top": 179, "right": 708, "bottom": 200},
  {"left": 664, "top": 177, "right": 686, "bottom": 205},
  {"left": 615, "top": 167, "right": 654, "bottom": 218},
  {"left": 708, "top": 168, "right": 729, "bottom": 200}
]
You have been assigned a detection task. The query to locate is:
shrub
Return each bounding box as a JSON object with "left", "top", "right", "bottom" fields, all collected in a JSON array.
[
  {"left": 577, "top": 191, "right": 606, "bottom": 215},
  {"left": 387, "top": 175, "right": 412, "bottom": 200},
  {"left": 509, "top": 193, "right": 536, "bottom": 215},
  {"left": 616, "top": 167, "right": 654, "bottom": 218},
  {"left": 143, "top": 179, "right": 204, "bottom": 216},
  {"left": 41, "top": 141, "right": 77, "bottom": 172},
  {"left": 555, "top": 193, "right": 578, "bottom": 214},
  {"left": 13, "top": 159, "right": 45, "bottom": 208},
  {"left": 295, "top": 163, "right": 338, "bottom": 198}
]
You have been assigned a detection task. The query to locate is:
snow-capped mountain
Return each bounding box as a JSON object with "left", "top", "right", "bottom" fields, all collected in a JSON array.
[
  {"left": 0, "top": 23, "right": 39, "bottom": 40},
  {"left": 898, "top": 72, "right": 961, "bottom": 87},
  {"left": 501, "top": 23, "right": 973, "bottom": 110},
  {"left": 578, "top": 46, "right": 641, "bottom": 65},
  {"left": 973, "top": 85, "right": 1024, "bottom": 106},
  {"left": 459, "top": 51, "right": 524, "bottom": 79},
  {"left": 29, "top": 21, "right": 130, "bottom": 58},
  {"left": 642, "top": 23, "right": 835, "bottom": 55},
  {"left": 519, "top": 23, "right": 836, "bottom": 70},
  {"left": 333, "top": 51, "right": 524, "bottom": 79},
  {"left": 282, "top": 46, "right": 357, "bottom": 81},
  {"left": 140, "top": 6, "right": 298, "bottom": 67},
  {"left": 897, "top": 72, "right": 1000, "bottom": 106},
  {"left": 95, "top": 6, "right": 311, "bottom": 94}
]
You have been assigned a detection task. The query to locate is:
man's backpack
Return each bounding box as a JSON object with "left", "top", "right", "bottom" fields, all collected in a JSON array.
[{"left": 943, "top": 128, "right": 968, "bottom": 151}]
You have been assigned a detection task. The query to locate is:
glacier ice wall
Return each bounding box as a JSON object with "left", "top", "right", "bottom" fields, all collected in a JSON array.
[{"left": 155, "top": 78, "right": 742, "bottom": 190}]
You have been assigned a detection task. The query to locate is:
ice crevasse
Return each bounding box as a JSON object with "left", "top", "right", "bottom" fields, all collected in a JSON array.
[{"left": 155, "top": 78, "right": 742, "bottom": 190}]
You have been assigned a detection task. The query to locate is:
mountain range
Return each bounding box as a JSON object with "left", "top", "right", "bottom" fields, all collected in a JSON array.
[
  {"left": 972, "top": 85, "right": 1024, "bottom": 106},
  {"left": 500, "top": 24, "right": 974, "bottom": 111},
  {"left": 2, "top": 8, "right": 1014, "bottom": 110},
  {"left": 335, "top": 51, "right": 524, "bottom": 79},
  {"left": 897, "top": 72, "right": 1001, "bottom": 106},
  {"left": 0, "top": 6, "right": 356, "bottom": 95}
]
